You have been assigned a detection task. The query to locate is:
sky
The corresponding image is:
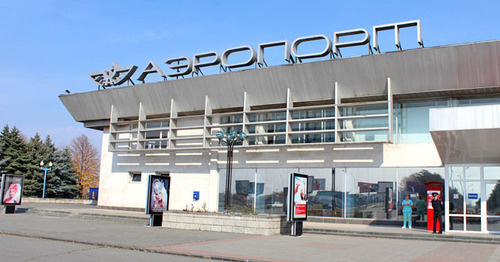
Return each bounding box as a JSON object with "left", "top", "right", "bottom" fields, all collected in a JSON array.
[{"left": 0, "top": 0, "right": 498, "bottom": 151}]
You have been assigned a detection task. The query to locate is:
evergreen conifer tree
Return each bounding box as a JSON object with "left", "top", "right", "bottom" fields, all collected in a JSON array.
[
  {"left": 24, "top": 133, "right": 53, "bottom": 197},
  {"left": 0, "top": 138, "right": 6, "bottom": 173},
  {"left": 51, "top": 147, "right": 79, "bottom": 198},
  {"left": 0, "top": 126, "right": 29, "bottom": 177},
  {"left": 42, "top": 135, "right": 57, "bottom": 197}
]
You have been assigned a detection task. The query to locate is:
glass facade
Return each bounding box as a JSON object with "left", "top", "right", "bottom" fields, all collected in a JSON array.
[
  {"left": 447, "top": 165, "right": 500, "bottom": 233},
  {"left": 394, "top": 100, "right": 448, "bottom": 143},
  {"left": 219, "top": 167, "right": 445, "bottom": 222},
  {"left": 393, "top": 96, "right": 500, "bottom": 144}
]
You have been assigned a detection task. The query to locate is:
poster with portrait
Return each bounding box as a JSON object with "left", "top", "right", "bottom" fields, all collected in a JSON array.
[
  {"left": 288, "top": 173, "right": 308, "bottom": 221},
  {"left": 146, "top": 175, "right": 170, "bottom": 215},
  {"left": 1, "top": 174, "right": 24, "bottom": 205}
]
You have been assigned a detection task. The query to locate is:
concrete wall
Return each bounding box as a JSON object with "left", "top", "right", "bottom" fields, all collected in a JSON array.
[
  {"left": 98, "top": 128, "right": 221, "bottom": 211},
  {"left": 382, "top": 143, "right": 442, "bottom": 167},
  {"left": 98, "top": 129, "right": 149, "bottom": 209},
  {"left": 163, "top": 212, "right": 286, "bottom": 235},
  {"left": 169, "top": 172, "right": 213, "bottom": 211}
]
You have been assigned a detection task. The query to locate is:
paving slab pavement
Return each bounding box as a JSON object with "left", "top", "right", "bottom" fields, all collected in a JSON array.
[
  {"left": 1, "top": 212, "right": 499, "bottom": 262},
  {"left": 17, "top": 202, "right": 500, "bottom": 244}
]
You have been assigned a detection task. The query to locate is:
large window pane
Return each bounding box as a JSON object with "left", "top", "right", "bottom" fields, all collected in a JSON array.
[
  {"left": 449, "top": 216, "right": 464, "bottom": 231},
  {"left": 457, "top": 96, "right": 500, "bottom": 107},
  {"left": 398, "top": 168, "right": 445, "bottom": 221},
  {"left": 301, "top": 168, "right": 341, "bottom": 217},
  {"left": 465, "top": 167, "right": 480, "bottom": 180},
  {"left": 486, "top": 181, "right": 500, "bottom": 216},
  {"left": 449, "top": 166, "right": 463, "bottom": 180},
  {"left": 255, "top": 168, "right": 294, "bottom": 215},
  {"left": 466, "top": 217, "right": 481, "bottom": 232},
  {"left": 449, "top": 180, "right": 464, "bottom": 214},
  {"left": 341, "top": 105, "right": 387, "bottom": 116},
  {"left": 395, "top": 100, "right": 447, "bottom": 143},
  {"left": 484, "top": 167, "right": 500, "bottom": 180},
  {"left": 487, "top": 218, "right": 500, "bottom": 232},
  {"left": 465, "top": 182, "right": 481, "bottom": 215},
  {"left": 340, "top": 130, "right": 388, "bottom": 142},
  {"left": 218, "top": 169, "right": 257, "bottom": 213},
  {"left": 146, "top": 121, "right": 161, "bottom": 129},
  {"left": 346, "top": 168, "right": 397, "bottom": 220}
]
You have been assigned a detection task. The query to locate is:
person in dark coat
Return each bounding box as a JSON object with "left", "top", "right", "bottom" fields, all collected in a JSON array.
[{"left": 431, "top": 192, "right": 443, "bottom": 234}]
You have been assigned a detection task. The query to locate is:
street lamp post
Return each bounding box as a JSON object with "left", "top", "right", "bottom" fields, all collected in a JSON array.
[
  {"left": 39, "top": 161, "right": 52, "bottom": 199},
  {"left": 216, "top": 130, "right": 246, "bottom": 212}
]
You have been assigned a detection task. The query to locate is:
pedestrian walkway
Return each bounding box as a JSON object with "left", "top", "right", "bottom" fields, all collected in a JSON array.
[
  {"left": 16, "top": 202, "right": 500, "bottom": 245},
  {"left": 1, "top": 207, "right": 500, "bottom": 262},
  {"left": 19, "top": 202, "right": 149, "bottom": 223}
]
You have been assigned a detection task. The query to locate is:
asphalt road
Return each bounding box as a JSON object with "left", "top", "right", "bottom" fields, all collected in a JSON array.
[{"left": 0, "top": 234, "right": 205, "bottom": 262}]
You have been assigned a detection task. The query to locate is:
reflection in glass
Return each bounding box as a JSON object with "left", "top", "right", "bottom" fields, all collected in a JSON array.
[
  {"left": 340, "top": 131, "right": 388, "bottom": 142},
  {"left": 218, "top": 170, "right": 227, "bottom": 212},
  {"left": 449, "top": 180, "right": 464, "bottom": 214},
  {"left": 449, "top": 216, "right": 464, "bottom": 231},
  {"left": 449, "top": 166, "right": 463, "bottom": 180},
  {"left": 230, "top": 169, "right": 257, "bottom": 214},
  {"left": 465, "top": 167, "right": 480, "bottom": 180},
  {"left": 301, "top": 168, "right": 340, "bottom": 217},
  {"left": 346, "top": 168, "right": 397, "bottom": 220},
  {"left": 256, "top": 168, "right": 295, "bottom": 215},
  {"left": 486, "top": 182, "right": 500, "bottom": 216},
  {"left": 466, "top": 217, "right": 481, "bottom": 232},
  {"left": 465, "top": 182, "right": 481, "bottom": 215},
  {"left": 398, "top": 168, "right": 445, "bottom": 221},
  {"left": 146, "top": 121, "right": 161, "bottom": 129},
  {"left": 487, "top": 218, "right": 500, "bottom": 232},
  {"left": 484, "top": 167, "right": 500, "bottom": 180},
  {"left": 394, "top": 100, "right": 447, "bottom": 143}
]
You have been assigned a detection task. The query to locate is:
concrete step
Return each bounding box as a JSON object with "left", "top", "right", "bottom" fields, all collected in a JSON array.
[{"left": 304, "top": 227, "right": 500, "bottom": 245}]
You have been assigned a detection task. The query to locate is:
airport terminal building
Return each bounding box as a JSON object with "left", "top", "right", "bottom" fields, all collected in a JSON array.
[{"left": 60, "top": 26, "right": 500, "bottom": 234}]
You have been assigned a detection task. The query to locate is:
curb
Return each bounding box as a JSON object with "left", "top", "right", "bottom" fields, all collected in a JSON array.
[{"left": 304, "top": 228, "right": 500, "bottom": 245}]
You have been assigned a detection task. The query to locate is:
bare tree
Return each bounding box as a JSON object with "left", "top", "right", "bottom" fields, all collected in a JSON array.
[{"left": 69, "top": 134, "right": 100, "bottom": 199}]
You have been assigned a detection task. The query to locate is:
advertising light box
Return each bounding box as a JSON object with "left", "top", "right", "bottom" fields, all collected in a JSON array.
[
  {"left": 1, "top": 174, "right": 24, "bottom": 205},
  {"left": 146, "top": 175, "right": 170, "bottom": 215},
  {"left": 288, "top": 173, "right": 309, "bottom": 221}
]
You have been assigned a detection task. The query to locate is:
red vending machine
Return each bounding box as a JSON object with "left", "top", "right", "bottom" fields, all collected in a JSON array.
[{"left": 424, "top": 181, "right": 444, "bottom": 231}]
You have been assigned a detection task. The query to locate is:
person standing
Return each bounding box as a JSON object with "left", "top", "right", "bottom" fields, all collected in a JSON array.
[
  {"left": 431, "top": 192, "right": 443, "bottom": 234},
  {"left": 401, "top": 194, "right": 413, "bottom": 229},
  {"left": 416, "top": 195, "right": 427, "bottom": 221}
]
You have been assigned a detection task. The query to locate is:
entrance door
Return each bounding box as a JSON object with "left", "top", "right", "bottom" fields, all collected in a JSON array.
[{"left": 447, "top": 165, "right": 500, "bottom": 233}]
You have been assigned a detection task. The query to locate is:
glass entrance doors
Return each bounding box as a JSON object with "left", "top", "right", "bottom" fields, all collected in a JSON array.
[{"left": 446, "top": 165, "right": 500, "bottom": 233}]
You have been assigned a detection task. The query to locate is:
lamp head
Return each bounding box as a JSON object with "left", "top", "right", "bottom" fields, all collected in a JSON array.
[
  {"left": 216, "top": 131, "right": 224, "bottom": 139},
  {"left": 40, "top": 161, "right": 44, "bottom": 167},
  {"left": 230, "top": 130, "right": 237, "bottom": 140},
  {"left": 238, "top": 132, "right": 247, "bottom": 141},
  {"left": 49, "top": 161, "right": 53, "bottom": 167}
]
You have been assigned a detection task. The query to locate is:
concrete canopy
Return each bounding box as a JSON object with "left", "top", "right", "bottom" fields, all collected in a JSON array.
[
  {"left": 430, "top": 105, "right": 500, "bottom": 164},
  {"left": 60, "top": 40, "right": 500, "bottom": 128}
]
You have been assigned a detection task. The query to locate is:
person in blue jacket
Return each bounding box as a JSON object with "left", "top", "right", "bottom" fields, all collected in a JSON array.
[{"left": 401, "top": 194, "right": 414, "bottom": 229}]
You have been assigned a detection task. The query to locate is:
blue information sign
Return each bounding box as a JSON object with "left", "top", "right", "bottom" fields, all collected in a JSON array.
[
  {"left": 468, "top": 193, "right": 478, "bottom": 200},
  {"left": 193, "top": 191, "right": 200, "bottom": 200}
]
